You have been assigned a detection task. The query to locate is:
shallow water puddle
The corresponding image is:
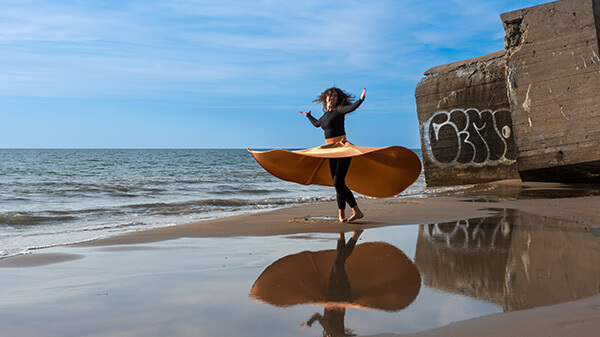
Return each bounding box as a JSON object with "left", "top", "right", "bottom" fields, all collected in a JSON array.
[{"left": 1, "top": 209, "right": 599, "bottom": 337}]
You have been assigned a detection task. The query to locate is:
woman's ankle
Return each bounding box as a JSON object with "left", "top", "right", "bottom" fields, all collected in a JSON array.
[{"left": 338, "top": 210, "right": 347, "bottom": 222}]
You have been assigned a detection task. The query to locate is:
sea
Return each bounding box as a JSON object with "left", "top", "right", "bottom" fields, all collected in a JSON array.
[{"left": 0, "top": 148, "right": 431, "bottom": 259}]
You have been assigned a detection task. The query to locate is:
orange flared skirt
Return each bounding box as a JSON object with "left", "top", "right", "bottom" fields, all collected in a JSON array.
[{"left": 248, "top": 136, "right": 422, "bottom": 198}]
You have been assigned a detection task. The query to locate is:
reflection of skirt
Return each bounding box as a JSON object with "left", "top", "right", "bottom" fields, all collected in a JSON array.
[{"left": 248, "top": 137, "right": 422, "bottom": 198}]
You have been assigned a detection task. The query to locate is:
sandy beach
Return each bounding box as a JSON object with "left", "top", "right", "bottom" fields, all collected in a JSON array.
[{"left": 1, "top": 179, "right": 600, "bottom": 336}]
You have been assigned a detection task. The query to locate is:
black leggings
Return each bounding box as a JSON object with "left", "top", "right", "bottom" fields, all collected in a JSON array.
[{"left": 329, "top": 157, "right": 357, "bottom": 210}]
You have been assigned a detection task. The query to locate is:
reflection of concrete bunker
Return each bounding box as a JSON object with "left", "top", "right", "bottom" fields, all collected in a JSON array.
[
  {"left": 416, "top": 0, "right": 600, "bottom": 186},
  {"left": 414, "top": 209, "right": 600, "bottom": 311}
]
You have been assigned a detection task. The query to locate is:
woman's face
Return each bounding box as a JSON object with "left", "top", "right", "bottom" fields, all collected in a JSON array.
[{"left": 326, "top": 91, "right": 338, "bottom": 110}]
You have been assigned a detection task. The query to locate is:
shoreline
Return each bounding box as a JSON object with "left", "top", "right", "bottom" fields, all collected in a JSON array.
[
  {"left": 2, "top": 179, "right": 600, "bottom": 336},
  {"left": 78, "top": 179, "right": 600, "bottom": 247},
  {"left": 4, "top": 179, "right": 600, "bottom": 264}
]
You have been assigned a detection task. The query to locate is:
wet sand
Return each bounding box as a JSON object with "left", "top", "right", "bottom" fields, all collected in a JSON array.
[{"left": 1, "top": 179, "right": 600, "bottom": 336}]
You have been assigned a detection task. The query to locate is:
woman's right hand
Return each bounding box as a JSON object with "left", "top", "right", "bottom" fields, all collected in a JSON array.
[{"left": 299, "top": 110, "right": 311, "bottom": 116}]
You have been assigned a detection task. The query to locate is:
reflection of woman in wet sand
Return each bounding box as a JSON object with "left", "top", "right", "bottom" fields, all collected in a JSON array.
[
  {"left": 300, "top": 88, "right": 366, "bottom": 222},
  {"left": 301, "top": 230, "right": 363, "bottom": 337},
  {"left": 250, "top": 230, "right": 422, "bottom": 335}
]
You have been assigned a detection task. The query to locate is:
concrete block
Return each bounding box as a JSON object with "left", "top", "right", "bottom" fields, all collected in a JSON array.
[
  {"left": 415, "top": 51, "right": 519, "bottom": 187},
  {"left": 502, "top": 0, "right": 600, "bottom": 182}
]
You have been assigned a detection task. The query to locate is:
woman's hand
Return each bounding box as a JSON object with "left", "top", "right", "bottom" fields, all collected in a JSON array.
[
  {"left": 360, "top": 88, "right": 366, "bottom": 100},
  {"left": 299, "top": 110, "right": 311, "bottom": 116}
]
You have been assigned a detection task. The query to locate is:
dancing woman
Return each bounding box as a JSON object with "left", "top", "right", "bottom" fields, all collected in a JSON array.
[
  {"left": 248, "top": 88, "right": 421, "bottom": 224},
  {"left": 299, "top": 87, "right": 366, "bottom": 222}
]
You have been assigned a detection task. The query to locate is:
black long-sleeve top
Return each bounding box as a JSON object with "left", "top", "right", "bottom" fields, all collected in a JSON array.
[{"left": 306, "top": 98, "right": 364, "bottom": 139}]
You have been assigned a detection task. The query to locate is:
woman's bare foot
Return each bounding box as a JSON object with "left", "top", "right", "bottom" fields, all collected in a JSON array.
[
  {"left": 338, "top": 210, "right": 347, "bottom": 222},
  {"left": 347, "top": 206, "right": 364, "bottom": 222}
]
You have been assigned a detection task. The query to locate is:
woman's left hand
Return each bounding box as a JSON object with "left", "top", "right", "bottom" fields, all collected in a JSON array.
[{"left": 360, "top": 88, "right": 366, "bottom": 100}]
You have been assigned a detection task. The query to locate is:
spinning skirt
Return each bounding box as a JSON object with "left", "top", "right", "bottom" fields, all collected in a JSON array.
[{"left": 248, "top": 136, "right": 422, "bottom": 198}]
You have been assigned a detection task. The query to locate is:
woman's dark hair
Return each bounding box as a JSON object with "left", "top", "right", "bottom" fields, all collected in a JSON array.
[{"left": 314, "top": 87, "right": 355, "bottom": 112}]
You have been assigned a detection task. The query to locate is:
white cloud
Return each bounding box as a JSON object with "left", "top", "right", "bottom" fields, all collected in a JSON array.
[
  {"left": 1, "top": 0, "right": 409, "bottom": 98},
  {"left": 0, "top": 1, "right": 541, "bottom": 102}
]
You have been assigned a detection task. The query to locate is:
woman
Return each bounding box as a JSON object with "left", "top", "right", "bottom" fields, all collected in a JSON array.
[
  {"left": 248, "top": 89, "right": 421, "bottom": 224},
  {"left": 299, "top": 87, "right": 366, "bottom": 222}
]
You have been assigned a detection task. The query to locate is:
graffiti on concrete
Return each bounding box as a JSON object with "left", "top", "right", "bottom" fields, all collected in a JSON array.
[
  {"left": 423, "top": 108, "right": 517, "bottom": 166},
  {"left": 421, "top": 216, "right": 512, "bottom": 252}
]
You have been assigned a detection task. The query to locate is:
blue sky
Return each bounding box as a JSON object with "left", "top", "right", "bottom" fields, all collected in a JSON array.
[{"left": 0, "top": 0, "right": 547, "bottom": 149}]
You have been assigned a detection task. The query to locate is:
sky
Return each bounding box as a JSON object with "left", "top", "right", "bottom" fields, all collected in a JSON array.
[{"left": 0, "top": 0, "right": 549, "bottom": 149}]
